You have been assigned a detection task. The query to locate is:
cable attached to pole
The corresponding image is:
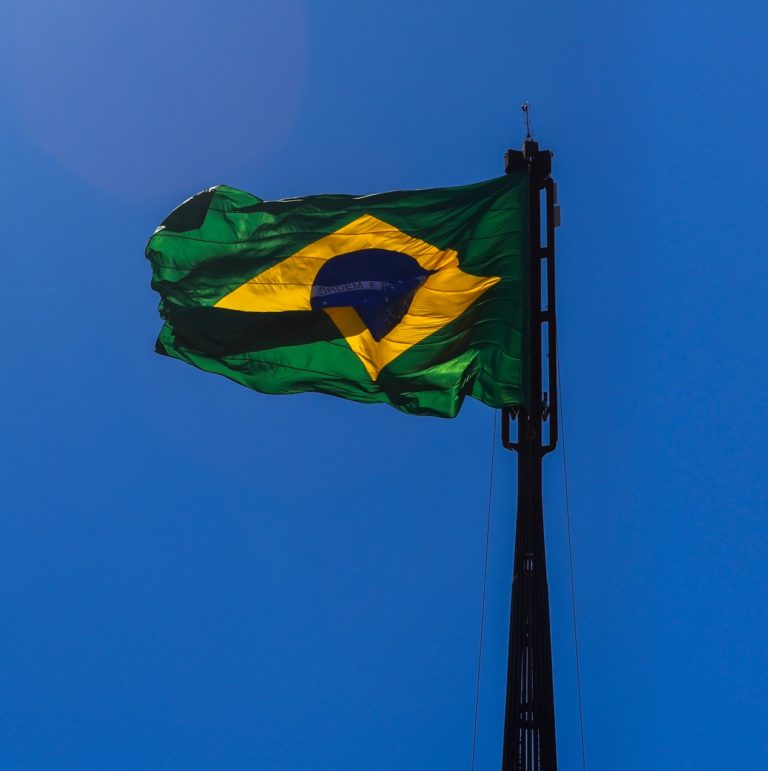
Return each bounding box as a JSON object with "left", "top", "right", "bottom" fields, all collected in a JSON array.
[
  {"left": 557, "top": 343, "right": 588, "bottom": 771},
  {"left": 471, "top": 409, "right": 498, "bottom": 771}
]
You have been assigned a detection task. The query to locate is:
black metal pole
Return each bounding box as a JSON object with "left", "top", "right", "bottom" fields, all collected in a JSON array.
[{"left": 500, "top": 140, "right": 559, "bottom": 771}]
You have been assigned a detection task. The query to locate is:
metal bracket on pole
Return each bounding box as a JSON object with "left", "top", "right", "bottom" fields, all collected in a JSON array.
[{"left": 502, "top": 150, "right": 559, "bottom": 456}]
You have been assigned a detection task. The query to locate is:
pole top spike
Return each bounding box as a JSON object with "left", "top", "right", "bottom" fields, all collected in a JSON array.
[{"left": 521, "top": 102, "right": 534, "bottom": 141}]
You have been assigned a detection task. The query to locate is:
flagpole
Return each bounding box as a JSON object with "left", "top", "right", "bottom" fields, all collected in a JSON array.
[{"left": 501, "top": 136, "right": 560, "bottom": 771}]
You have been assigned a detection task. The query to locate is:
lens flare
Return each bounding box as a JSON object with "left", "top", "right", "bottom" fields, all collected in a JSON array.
[{"left": 10, "top": 0, "right": 306, "bottom": 198}]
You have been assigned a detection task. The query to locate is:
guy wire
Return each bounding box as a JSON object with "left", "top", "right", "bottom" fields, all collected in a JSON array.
[
  {"left": 556, "top": 341, "right": 588, "bottom": 771},
  {"left": 470, "top": 409, "right": 498, "bottom": 771}
]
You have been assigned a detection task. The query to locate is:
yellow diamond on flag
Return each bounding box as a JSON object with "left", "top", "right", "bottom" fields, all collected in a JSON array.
[{"left": 215, "top": 214, "right": 501, "bottom": 380}]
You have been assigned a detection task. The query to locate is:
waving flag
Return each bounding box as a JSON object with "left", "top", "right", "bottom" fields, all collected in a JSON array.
[{"left": 146, "top": 174, "right": 529, "bottom": 417}]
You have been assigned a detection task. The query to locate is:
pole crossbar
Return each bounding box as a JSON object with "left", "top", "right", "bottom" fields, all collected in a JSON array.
[{"left": 500, "top": 139, "right": 559, "bottom": 771}]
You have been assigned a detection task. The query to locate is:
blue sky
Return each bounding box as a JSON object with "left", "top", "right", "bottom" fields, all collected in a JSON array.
[{"left": 1, "top": 1, "right": 766, "bottom": 769}]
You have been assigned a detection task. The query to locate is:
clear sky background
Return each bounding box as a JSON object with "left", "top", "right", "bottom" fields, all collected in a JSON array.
[{"left": 0, "top": 1, "right": 766, "bottom": 769}]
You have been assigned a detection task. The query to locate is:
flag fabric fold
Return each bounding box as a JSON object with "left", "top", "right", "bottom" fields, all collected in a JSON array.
[{"left": 146, "top": 173, "right": 529, "bottom": 417}]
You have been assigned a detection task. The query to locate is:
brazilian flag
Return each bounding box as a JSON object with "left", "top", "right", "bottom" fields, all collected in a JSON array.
[{"left": 146, "top": 173, "right": 529, "bottom": 418}]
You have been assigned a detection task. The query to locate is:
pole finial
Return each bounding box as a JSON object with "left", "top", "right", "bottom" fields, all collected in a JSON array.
[{"left": 521, "top": 102, "right": 534, "bottom": 141}]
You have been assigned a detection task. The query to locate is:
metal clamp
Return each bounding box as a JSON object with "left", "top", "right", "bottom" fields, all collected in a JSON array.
[{"left": 541, "top": 177, "right": 558, "bottom": 455}]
